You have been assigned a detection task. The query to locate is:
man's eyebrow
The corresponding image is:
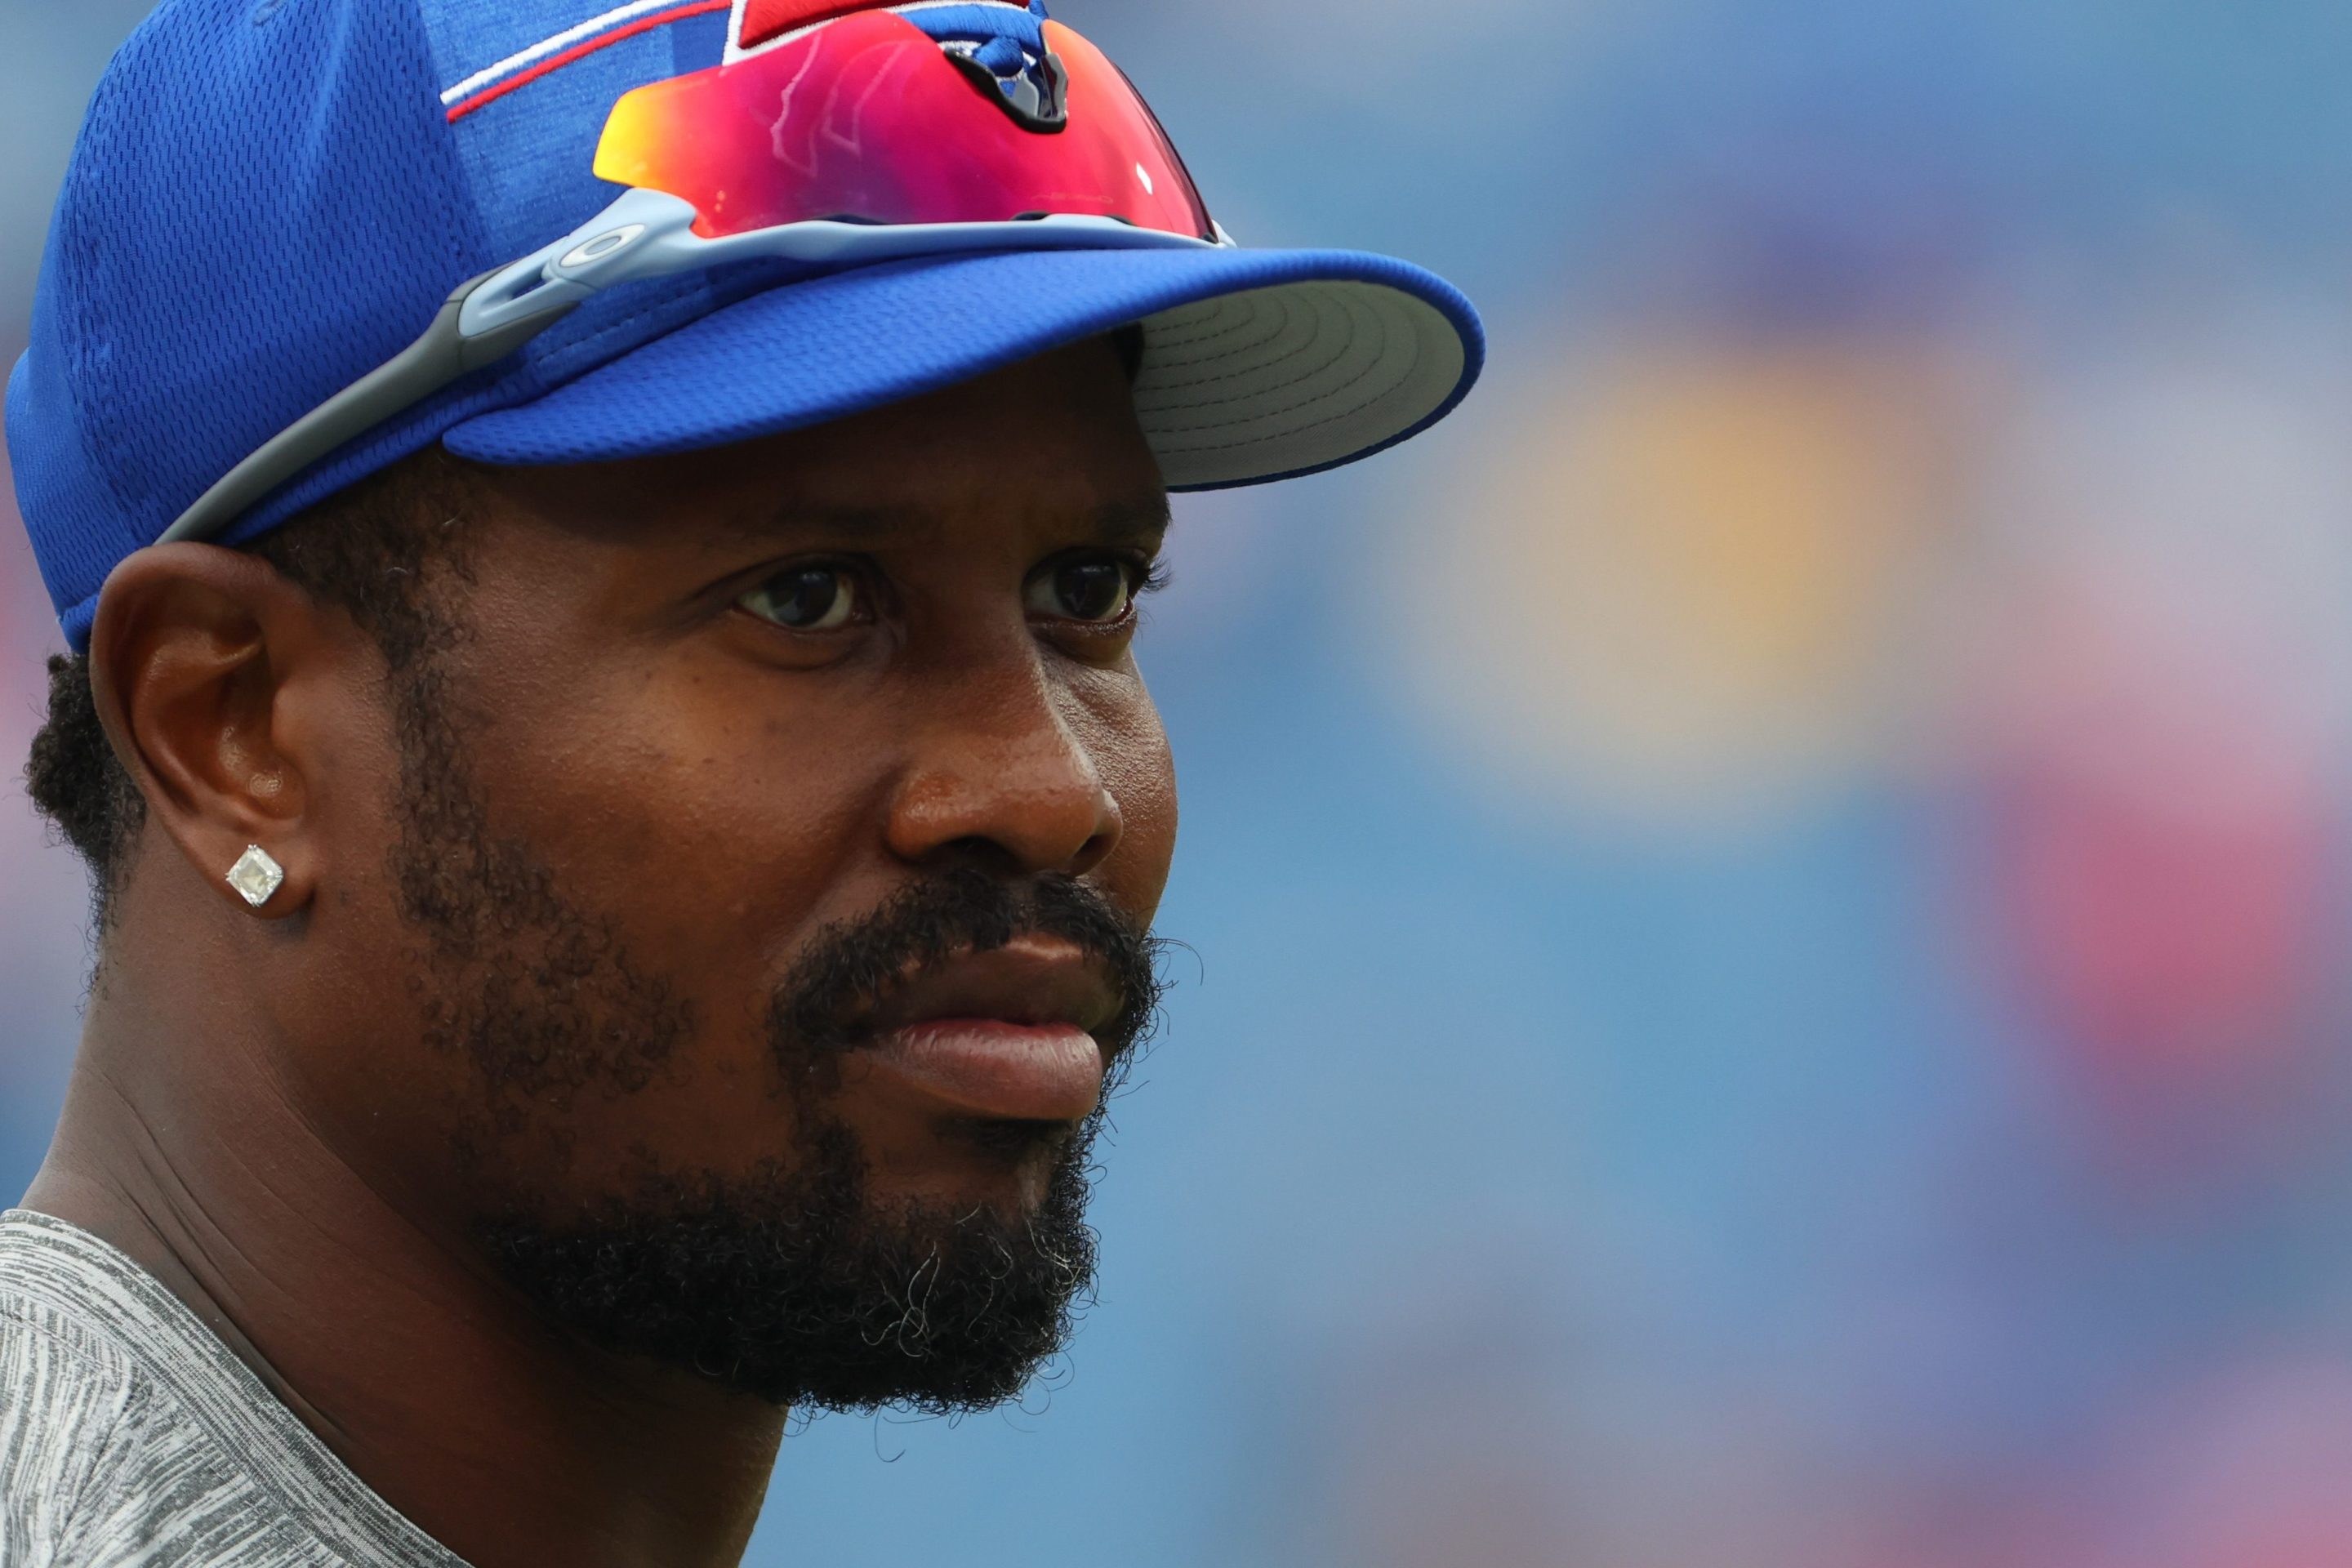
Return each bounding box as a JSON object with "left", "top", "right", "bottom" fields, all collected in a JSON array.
[{"left": 1092, "top": 497, "right": 1174, "bottom": 544}]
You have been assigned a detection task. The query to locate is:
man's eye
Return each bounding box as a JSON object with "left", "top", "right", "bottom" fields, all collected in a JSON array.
[
  {"left": 739, "top": 565, "right": 862, "bottom": 630},
  {"left": 1027, "top": 559, "right": 1138, "bottom": 625}
]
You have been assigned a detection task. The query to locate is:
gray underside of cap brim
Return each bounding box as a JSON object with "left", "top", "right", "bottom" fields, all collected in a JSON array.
[{"left": 1134, "top": 279, "right": 1469, "bottom": 488}]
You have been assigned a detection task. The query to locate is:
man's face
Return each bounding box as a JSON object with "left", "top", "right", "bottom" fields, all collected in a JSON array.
[{"left": 283, "top": 340, "right": 1177, "bottom": 1410}]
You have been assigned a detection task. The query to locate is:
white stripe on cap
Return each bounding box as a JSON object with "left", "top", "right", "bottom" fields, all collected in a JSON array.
[{"left": 440, "top": 0, "right": 702, "bottom": 105}]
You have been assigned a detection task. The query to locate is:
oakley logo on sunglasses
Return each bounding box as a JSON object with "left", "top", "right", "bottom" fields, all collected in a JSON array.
[{"left": 559, "top": 225, "right": 649, "bottom": 269}]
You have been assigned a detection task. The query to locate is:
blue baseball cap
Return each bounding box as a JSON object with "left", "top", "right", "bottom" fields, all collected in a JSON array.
[{"left": 7, "top": 0, "right": 1484, "bottom": 651}]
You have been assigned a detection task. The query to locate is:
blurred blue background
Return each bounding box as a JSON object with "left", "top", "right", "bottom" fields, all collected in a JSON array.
[{"left": 11, "top": 2, "right": 2352, "bottom": 1564}]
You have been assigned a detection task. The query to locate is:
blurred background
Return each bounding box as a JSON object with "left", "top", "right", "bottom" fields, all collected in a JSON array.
[{"left": 10, "top": 2, "right": 2352, "bottom": 1564}]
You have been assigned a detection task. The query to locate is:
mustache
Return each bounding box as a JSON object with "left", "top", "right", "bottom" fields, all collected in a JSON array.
[{"left": 766, "top": 868, "right": 1169, "bottom": 1071}]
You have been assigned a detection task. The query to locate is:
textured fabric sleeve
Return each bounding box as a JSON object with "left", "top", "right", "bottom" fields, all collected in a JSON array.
[
  {"left": 0, "top": 1303, "right": 140, "bottom": 1568},
  {"left": 51, "top": 1375, "right": 284, "bottom": 1568}
]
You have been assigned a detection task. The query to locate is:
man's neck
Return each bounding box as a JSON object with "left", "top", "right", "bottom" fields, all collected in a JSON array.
[{"left": 24, "top": 969, "right": 784, "bottom": 1568}]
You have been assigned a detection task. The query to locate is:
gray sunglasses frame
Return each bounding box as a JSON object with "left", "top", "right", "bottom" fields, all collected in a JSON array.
[{"left": 162, "top": 187, "right": 1225, "bottom": 546}]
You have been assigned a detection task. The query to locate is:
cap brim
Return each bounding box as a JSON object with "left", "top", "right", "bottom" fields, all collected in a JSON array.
[{"left": 443, "top": 245, "right": 1484, "bottom": 490}]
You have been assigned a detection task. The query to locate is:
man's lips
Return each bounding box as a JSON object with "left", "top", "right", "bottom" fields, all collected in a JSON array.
[
  {"left": 846, "top": 939, "right": 1120, "bottom": 1124},
  {"left": 860, "top": 1020, "right": 1107, "bottom": 1123}
]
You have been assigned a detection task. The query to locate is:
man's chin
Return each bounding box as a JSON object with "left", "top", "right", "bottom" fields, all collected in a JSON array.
[{"left": 475, "top": 1121, "right": 1102, "bottom": 1413}]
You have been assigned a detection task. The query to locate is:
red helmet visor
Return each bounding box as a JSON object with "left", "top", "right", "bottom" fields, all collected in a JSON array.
[{"left": 594, "top": 11, "right": 1216, "bottom": 243}]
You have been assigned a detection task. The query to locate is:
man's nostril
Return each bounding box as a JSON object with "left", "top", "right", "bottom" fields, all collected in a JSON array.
[{"left": 933, "top": 837, "right": 1025, "bottom": 878}]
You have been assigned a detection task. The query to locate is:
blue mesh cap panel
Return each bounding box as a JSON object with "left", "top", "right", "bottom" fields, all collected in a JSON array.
[
  {"left": 6, "top": 0, "right": 486, "bottom": 643},
  {"left": 666, "top": 8, "right": 733, "bottom": 71},
  {"left": 7, "top": 0, "right": 787, "bottom": 648}
]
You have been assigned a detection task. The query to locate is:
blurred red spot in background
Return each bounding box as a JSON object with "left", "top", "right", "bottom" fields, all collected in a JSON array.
[{"left": 1973, "top": 571, "right": 2336, "bottom": 1100}]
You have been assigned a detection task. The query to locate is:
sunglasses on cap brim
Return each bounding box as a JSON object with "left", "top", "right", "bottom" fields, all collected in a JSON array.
[{"left": 162, "top": 3, "right": 1226, "bottom": 546}]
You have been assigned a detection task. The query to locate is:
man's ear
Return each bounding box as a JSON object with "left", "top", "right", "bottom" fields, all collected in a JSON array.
[{"left": 85, "top": 543, "right": 330, "bottom": 920}]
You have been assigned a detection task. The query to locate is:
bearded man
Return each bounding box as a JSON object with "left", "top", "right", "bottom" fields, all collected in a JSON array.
[{"left": 0, "top": 1, "right": 1479, "bottom": 1563}]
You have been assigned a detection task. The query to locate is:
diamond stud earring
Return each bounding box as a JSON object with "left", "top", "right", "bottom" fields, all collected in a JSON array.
[{"left": 226, "top": 845, "right": 286, "bottom": 910}]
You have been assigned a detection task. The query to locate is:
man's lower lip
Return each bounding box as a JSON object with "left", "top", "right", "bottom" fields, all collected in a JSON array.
[{"left": 853, "top": 1021, "right": 1106, "bottom": 1123}]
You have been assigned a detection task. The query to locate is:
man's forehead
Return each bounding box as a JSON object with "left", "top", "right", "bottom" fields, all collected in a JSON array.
[
  {"left": 468, "top": 438, "right": 1169, "bottom": 559},
  {"left": 719, "top": 495, "right": 1171, "bottom": 549}
]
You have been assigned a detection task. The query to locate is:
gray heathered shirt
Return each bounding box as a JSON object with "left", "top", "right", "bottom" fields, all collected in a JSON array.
[{"left": 0, "top": 1209, "right": 466, "bottom": 1567}]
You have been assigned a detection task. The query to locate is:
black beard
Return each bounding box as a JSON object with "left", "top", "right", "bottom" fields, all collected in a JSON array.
[
  {"left": 473, "top": 871, "right": 1164, "bottom": 1413},
  {"left": 476, "top": 1117, "right": 1107, "bottom": 1412},
  {"left": 385, "top": 650, "right": 1166, "bottom": 1412}
]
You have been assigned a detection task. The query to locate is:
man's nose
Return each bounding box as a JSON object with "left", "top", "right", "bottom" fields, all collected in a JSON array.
[{"left": 883, "top": 666, "right": 1125, "bottom": 878}]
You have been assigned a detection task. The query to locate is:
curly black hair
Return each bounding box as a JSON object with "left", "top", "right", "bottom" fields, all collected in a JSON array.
[{"left": 24, "top": 447, "right": 476, "bottom": 929}]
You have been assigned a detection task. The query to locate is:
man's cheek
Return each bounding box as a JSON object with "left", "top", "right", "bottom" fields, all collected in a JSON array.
[{"left": 1101, "top": 712, "right": 1178, "bottom": 893}]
